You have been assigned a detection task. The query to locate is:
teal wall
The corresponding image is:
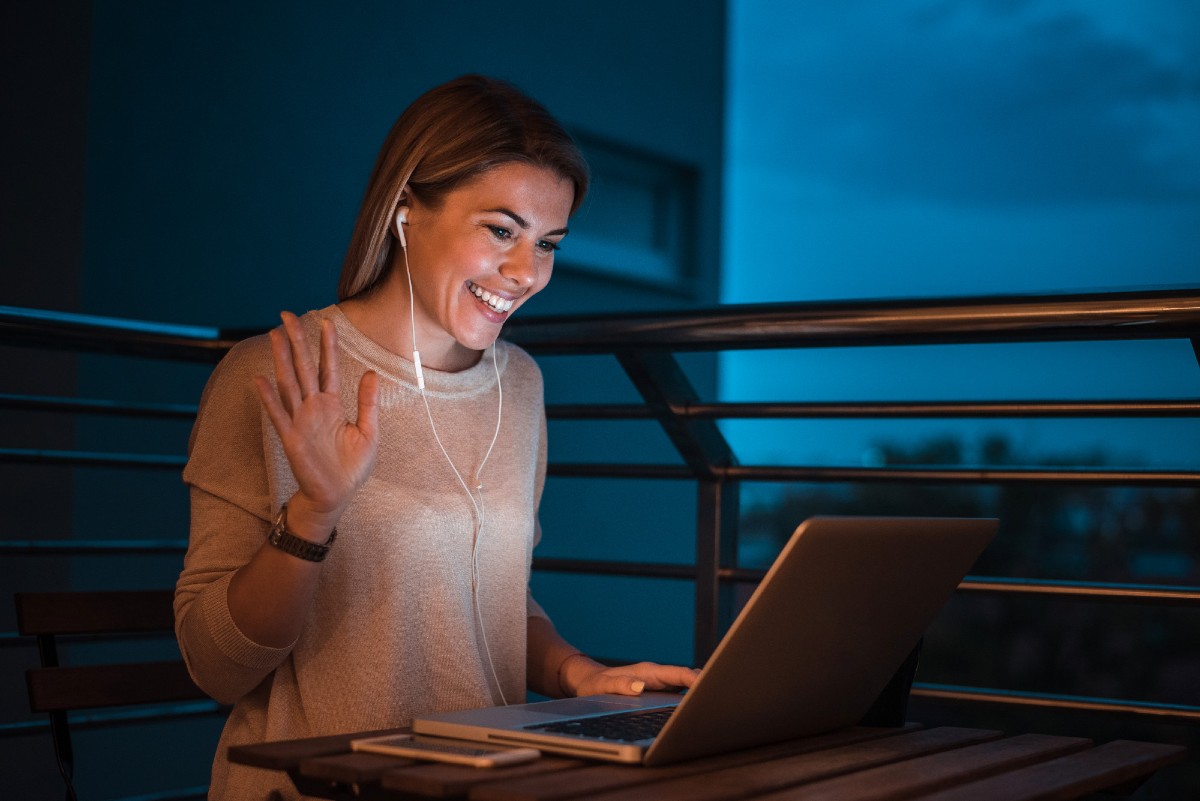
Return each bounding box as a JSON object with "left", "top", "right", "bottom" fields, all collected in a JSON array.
[
  {"left": 3, "top": 2, "right": 727, "bottom": 797},
  {"left": 72, "top": 0, "right": 727, "bottom": 660},
  {"left": 79, "top": 0, "right": 726, "bottom": 325}
]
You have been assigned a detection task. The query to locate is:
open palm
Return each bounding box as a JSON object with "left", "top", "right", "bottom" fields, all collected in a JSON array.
[{"left": 255, "top": 312, "right": 379, "bottom": 523}]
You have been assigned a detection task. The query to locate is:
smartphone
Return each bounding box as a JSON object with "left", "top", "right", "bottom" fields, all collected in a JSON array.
[{"left": 350, "top": 733, "right": 540, "bottom": 767}]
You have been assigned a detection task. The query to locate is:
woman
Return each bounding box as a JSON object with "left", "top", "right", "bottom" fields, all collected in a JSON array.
[{"left": 175, "top": 75, "right": 698, "bottom": 798}]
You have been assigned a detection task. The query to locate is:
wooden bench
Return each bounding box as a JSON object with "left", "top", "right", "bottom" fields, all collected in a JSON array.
[{"left": 15, "top": 589, "right": 218, "bottom": 801}]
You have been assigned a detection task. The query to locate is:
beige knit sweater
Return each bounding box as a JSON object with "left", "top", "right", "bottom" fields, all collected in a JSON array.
[{"left": 175, "top": 306, "right": 548, "bottom": 799}]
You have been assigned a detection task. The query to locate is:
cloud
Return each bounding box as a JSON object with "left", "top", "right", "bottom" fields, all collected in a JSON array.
[{"left": 732, "top": 0, "right": 1200, "bottom": 205}]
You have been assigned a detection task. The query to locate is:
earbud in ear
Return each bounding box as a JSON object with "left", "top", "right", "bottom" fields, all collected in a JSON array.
[{"left": 394, "top": 205, "right": 410, "bottom": 249}]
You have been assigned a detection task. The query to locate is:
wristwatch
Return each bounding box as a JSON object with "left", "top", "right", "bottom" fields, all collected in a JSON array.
[{"left": 267, "top": 504, "right": 337, "bottom": 562}]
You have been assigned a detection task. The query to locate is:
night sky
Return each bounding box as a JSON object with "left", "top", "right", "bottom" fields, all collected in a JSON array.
[{"left": 721, "top": 0, "right": 1200, "bottom": 470}]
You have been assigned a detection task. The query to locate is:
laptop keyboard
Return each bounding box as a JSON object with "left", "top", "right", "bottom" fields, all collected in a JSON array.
[{"left": 525, "top": 708, "right": 674, "bottom": 742}]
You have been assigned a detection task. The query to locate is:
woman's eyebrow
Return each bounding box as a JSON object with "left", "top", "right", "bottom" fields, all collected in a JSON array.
[{"left": 485, "top": 207, "right": 569, "bottom": 237}]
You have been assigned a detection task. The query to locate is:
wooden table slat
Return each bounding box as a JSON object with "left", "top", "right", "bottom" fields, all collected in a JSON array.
[
  {"left": 300, "top": 751, "right": 420, "bottom": 783},
  {"left": 548, "top": 727, "right": 1004, "bottom": 801},
  {"left": 381, "top": 755, "right": 585, "bottom": 798},
  {"left": 907, "top": 740, "right": 1188, "bottom": 801},
  {"left": 227, "top": 727, "right": 408, "bottom": 770},
  {"left": 467, "top": 725, "right": 921, "bottom": 801},
  {"left": 750, "top": 733, "right": 1092, "bottom": 801}
]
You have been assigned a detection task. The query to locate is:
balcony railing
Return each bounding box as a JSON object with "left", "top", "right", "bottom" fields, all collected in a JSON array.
[{"left": 2, "top": 288, "right": 1199, "bottom": 730}]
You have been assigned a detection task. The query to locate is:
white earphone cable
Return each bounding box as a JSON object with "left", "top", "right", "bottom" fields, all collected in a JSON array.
[{"left": 404, "top": 239, "right": 508, "bottom": 706}]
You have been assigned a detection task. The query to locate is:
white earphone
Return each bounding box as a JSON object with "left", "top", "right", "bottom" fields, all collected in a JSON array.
[
  {"left": 395, "top": 205, "right": 425, "bottom": 387},
  {"left": 397, "top": 199, "right": 508, "bottom": 705},
  {"left": 394, "top": 205, "right": 409, "bottom": 250}
]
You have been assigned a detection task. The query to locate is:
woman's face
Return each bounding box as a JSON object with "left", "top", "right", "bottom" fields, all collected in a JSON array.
[{"left": 401, "top": 162, "right": 574, "bottom": 366}]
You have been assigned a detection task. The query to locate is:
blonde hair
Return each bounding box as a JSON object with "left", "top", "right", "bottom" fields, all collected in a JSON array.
[{"left": 338, "top": 75, "right": 590, "bottom": 301}]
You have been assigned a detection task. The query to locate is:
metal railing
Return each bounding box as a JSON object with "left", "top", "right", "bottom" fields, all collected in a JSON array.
[{"left": 2, "top": 288, "right": 1199, "bottom": 727}]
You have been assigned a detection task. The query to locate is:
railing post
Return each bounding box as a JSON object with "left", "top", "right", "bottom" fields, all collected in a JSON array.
[
  {"left": 613, "top": 350, "right": 734, "bottom": 478},
  {"left": 695, "top": 477, "right": 739, "bottom": 666},
  {"left": 612, "top": 349, "right": 740, "bottom": 667}
]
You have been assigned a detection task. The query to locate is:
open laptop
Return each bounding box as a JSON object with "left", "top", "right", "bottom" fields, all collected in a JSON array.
[{"left": 414, "top": 515, "right": 996, "bottom": 765}]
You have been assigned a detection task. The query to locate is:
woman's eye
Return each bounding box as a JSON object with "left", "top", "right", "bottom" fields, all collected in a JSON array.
[
  {"left": 487, "top": 225, "right": 513, "bottom": 240},
  {"left": 537, "top": 239, "right": 561, "bottom": 253}
]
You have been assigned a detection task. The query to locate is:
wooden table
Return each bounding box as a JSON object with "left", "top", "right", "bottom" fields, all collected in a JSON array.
[{"left": 228, "top": 723, "right": 1185, "bottom": 800}]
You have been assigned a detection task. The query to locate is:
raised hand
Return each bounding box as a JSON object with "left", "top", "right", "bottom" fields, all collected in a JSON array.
[{"left": 253, "top": 312, "right": 380, "bottom": 533}]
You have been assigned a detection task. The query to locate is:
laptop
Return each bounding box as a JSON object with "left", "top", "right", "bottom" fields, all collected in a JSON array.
[{"left": 414, "top": 515, "right": 996, "bottom": 765}]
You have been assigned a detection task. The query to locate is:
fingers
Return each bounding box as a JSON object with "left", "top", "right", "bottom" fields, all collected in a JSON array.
[
  {"left": 254, "top": 374, "right": 292, "bottom": 438},
  {"left": 281, "top": 311, "right": 319, "bottom": 398},
  {"left": 318, "top": 318, "right": 338, "bottom": 394},
  {"left": 638, "top": 664, "right": 702, "bottom": 690},
  {"left": 269, "top": 313, "right": 340, "bottom": 416},
  {"left": 579, "top": 663, "right": 701, "bottom": 697},
  {"left": 356, "top": 371, "right": 379, "bottom": 438},
  {"left": 268, "top": 326, "right": 302, "bottom": 415},
  {"left": 603, "top": 675, "right": 648, "bottom": 696},
  {"left": 580, "top": 671, "right": 648, "bottom": 697}
]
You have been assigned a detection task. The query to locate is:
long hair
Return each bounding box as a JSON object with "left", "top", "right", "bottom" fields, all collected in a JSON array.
[{"left": 338, "top": 75, "right": 590, "bottom": 301}]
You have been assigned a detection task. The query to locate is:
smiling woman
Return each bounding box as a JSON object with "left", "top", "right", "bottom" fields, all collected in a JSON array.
[
  {"left": 172, "top": 75, "right": 699, "bottom": 801},
  {"left": 340, "top": 162, "right": 575, "bottom": 370}
]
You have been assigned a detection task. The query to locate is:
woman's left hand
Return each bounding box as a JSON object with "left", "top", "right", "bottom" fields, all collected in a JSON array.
[{"left": 568, "top": 659, "right": 701, "bottom": 697}]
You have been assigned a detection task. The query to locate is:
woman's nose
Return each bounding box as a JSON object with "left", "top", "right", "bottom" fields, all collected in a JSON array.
[{"left": 500, "top": 245, "right": 539, "bottom": 288}]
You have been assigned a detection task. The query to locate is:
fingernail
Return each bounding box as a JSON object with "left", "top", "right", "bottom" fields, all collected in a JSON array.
[{"left": 631, "top": 680, "right": 645, "bottom": 693}]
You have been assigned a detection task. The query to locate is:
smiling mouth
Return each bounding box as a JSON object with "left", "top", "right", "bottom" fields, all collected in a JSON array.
[{"left": 467, "top": 281, "right": 515, "bottom": 313}]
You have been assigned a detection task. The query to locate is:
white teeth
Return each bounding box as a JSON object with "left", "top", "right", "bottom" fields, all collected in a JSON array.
[{"left": 468, "top": 282, "right": 514, "bottom": 313}]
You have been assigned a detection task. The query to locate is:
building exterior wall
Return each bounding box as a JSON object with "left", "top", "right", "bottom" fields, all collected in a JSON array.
[{"left": 3, "top": 2, "right": 727, "bottom": 796}]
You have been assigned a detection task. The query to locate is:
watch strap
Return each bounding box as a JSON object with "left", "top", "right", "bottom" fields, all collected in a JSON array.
[{"left": 267, "top": 505, "right": 337, "bottom": 562}]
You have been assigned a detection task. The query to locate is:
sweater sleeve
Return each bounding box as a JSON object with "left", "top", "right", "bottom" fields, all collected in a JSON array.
[{"left": 174, "top": 336, "right": 295, "bottom": 704}]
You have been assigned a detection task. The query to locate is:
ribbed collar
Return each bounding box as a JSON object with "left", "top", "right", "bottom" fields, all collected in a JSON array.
[{"left": 320, "top": 304, "right": 506, "bottom": 402}]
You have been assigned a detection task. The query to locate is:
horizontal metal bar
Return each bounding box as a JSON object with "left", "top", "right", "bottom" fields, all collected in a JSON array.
[
  {"left": 958, "top": 577, "right": 1200, "bottom": 606},
  {"left": 548, "top": 462, "right": 1200, "bottom": 486},
  {"left": 720, "top": 571, "right": 1200, "bottom": 608},
  {"left": 912, "top": 682, "right": 1200, "bottom": 724},
  {"left": 679, "top": 400, "right": 1200, "bottom": 419},
  {"left": 0, "top": 393, "right": 197, "bottom": 419},
  {"left": 0, "top": 448, "right": 185, "bottom": 469},
  {"left": 533, "top": 559, "right": 1200, "bottom": 609},
  {"left": 6, "top": 290, "right": 1200, "bottom": 363},
  {"left": 546, "top": 404, "right": 654, "bottom": 420},
  {"left": 0, "top": 700, "right": 224, "bottom": 739},
  {"left": 547, "top": 463, "right": 694, "bottom": 479},
  {"left": 1, "top": 629, "right": 178, "bottom": 648},
  {"left": 507, "top": 288, "right": 1200, "bottom": 354},
  {"left": 533, "top": 557, "right": 696, "bottom": 580},
  {"left": 720, "top": 465, "right": 1200, "bottom": 486},
  {"left": 9, "top": 396, "right": 1190, "bottom": 427},
  {"left": 0, "top": 539, "right": 189, "bottom": 555},
  {"left": 9, "top": 545, "right": 1194, "bottom": 608},
  {"left": 0, "top": 305, "right": 240, "bottom": 362}
]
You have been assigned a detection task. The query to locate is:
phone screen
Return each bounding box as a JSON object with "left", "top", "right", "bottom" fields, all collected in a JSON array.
[{"left": 351, "top": 734, "right": 540, "bottom": 767}]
